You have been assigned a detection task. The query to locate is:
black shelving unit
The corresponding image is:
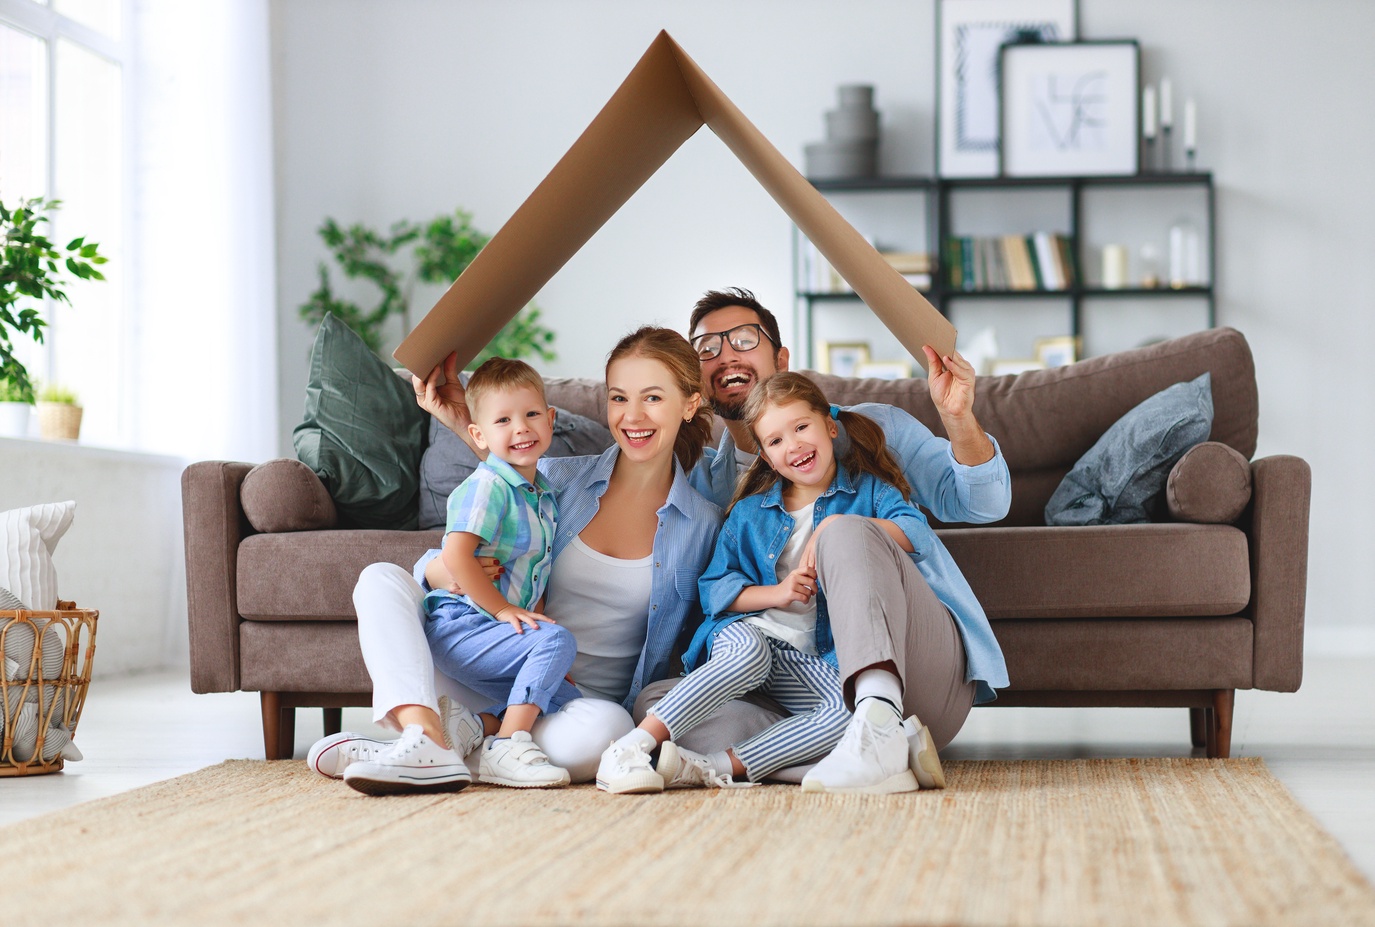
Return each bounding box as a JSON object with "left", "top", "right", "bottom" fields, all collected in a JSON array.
[{"left": 794, "top": 172, "right": 1216, "bottom": 369}]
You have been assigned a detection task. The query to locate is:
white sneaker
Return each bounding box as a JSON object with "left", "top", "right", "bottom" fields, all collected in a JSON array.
[
  {"left": 596, "top": 739, "right": 664, "bottom": 794},
  {"left": 800, "top": 699, "right": 919, "bottom": 794},
  {"left": 657, "top": 741, "right": 753, "bottom": 789},
  {"left": 342, "top": 725, "right": 471, "bottom": 795},
  {"left": 308, "top": 731, "right": 389, "bottom": 779},
  {"left": 439, "top": 695, "right": 486, "bottom": 758},
  {"left": 905, "top": 717, "right": 947, "bottom": 790},
  {"left": 479, "top": 731, "right": 570, "bottom": 788}
]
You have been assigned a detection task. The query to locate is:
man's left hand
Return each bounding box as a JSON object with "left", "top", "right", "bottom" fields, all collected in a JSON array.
[{"left": 922, "top": 345, "right": 977, "bottom": 420}]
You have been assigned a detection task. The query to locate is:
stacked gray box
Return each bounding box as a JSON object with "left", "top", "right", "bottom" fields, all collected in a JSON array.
[{"left": 805, "top": 84, "right": 880, "bottom": 180}]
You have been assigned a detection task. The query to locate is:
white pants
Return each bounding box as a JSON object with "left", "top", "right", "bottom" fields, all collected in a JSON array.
[{"left": 352, "top": 562, "right": 634, "bottom": 782}]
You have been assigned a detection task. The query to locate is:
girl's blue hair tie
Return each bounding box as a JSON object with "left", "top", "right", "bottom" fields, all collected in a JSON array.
[{"left": 829, "top": 404, "right": 841, "bottom": 420}]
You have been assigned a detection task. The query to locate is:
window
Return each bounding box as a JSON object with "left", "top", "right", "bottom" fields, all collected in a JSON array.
[{"left": 1, "top": 0, "right": 127, "bottom": 446}]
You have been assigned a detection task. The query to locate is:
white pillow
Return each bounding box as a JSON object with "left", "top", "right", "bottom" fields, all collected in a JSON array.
[{"left": 0, "top": 501, "right": 76, "bottom": 611}]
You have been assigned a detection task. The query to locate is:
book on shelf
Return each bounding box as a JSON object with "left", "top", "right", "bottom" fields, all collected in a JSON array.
[
  {"left": 942, "top": 233, "right": 1076, "bottom": 291},
  {"left": 799, "top": 239, "right": 934, "bottom": 293}
]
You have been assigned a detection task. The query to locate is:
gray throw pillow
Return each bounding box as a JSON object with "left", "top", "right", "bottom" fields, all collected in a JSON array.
[
  {"left": 1045, "top": 372, "right": 1213, "bottom": 526},
  {"left": 417, "top": 398, "right": 614, "bottom": 530},
  {"left": 292, "top": 314, "right": 429, "bottom": 530}
]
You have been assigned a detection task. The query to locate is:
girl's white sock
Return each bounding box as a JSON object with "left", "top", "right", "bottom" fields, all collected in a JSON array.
[
  {"left": 710, "top": 751, "right": 735, "bottom": 778},
  {"left": 854, "top": 668, "right": 904, "bottom": 718},
  {"left": 615, "top": 727, "right": 658, "bottom": 753}
]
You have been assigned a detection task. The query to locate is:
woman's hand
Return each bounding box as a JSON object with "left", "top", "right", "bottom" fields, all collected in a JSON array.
[
  {"left": 495, "top": 604, "right": 555, "bottom": 634},
  {"left": 413, "top": 351, "right": 480, "bottom": 448}
]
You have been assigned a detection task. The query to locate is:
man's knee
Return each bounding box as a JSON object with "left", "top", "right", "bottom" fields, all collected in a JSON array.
[{"left": 814, "top": 514, "right": 887, "bottom": 567}]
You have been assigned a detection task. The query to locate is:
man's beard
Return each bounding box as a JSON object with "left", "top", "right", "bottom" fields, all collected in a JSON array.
[{"left": 712, "top": 393, "right": 746, "bottom": 421}]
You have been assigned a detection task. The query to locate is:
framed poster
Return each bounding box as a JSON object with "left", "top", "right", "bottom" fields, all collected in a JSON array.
[
  {"left": 936, "top": 0, "right": 1078, "bottom": 178},
  {"left": 999, "top": 40, "right": 1140, "bottom": 177}
]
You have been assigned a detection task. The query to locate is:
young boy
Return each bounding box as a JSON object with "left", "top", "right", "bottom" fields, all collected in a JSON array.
[{"left": 350, "top": 357, "right": 577, "bottom": 792}]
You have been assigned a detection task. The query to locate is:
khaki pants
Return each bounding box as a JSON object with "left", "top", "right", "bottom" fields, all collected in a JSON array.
[{"left": 635, "top": 515, "right": 976, "bottom": 752}]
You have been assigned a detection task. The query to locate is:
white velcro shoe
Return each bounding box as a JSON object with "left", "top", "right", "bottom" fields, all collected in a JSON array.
[
  {"left": 439, "top": 695, "right": 486, "bottom": 758},
  {"left": 342, "top": 725, "right": 471, "bottom": 795},
  {"left": 800, "top": 699, "right": 919, "bottom": 795},
  {"left": 308, "top": 731, "right": 389, "bottom": 779},
  {"left": 478, "top": 731, "right": 570, "bottom": 788},
  {"left": 657, "top": 741, "right": 753, "bottom": 789},
  {"left": 595, "top": 739, "right": 664, "bottom": 794},
  {"left": 904, "top": 716, "right": 947, "bottom": 789}
]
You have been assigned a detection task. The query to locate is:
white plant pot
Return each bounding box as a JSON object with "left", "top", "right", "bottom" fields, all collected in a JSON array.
[{"left": 0, "top": 401, "right": 33, "bottom": 438}]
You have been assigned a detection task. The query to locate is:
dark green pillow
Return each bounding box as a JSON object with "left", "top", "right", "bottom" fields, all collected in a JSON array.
[{"left": 292, "top": 314, "right": 428, "bottom": 529}]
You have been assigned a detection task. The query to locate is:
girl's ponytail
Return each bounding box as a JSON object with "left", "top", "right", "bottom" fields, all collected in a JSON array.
[{"left": 835, "top": 408, "right": 912, "bottom": 501}]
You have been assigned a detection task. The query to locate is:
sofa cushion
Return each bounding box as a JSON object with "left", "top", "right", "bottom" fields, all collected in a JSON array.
[
  {"left": 236, "top": 530, "right": 442, "bottom": 620},
  {"left": 241, "top": 459, "right": 338, "bottom": 533},
  {"left": 1045, "top": 373, "right": 1213, "bottom": 526},
  {"left": 417, "top": 403, "right": 614, "bottom": 531},
  {"left": 292, "top": 314, "right": 429, "bottom": 530},
  {"left": 1167, "top": 442, "right": 1252, "bottom": 524},
  {"left": 939, "top": 523, "right": 1251, "bottom": 620}
]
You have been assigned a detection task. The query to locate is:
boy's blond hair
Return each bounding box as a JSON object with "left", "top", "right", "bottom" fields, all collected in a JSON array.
[{"left": 465, "top": 357, "right": 547, "bottom": 417}]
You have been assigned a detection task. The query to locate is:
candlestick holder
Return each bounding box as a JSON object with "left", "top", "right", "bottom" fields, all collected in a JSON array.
[
  {"left": 1161, "top": 126, "right": 1173, "bottom": 172},
  {"left": 1185, "top": 147, "right": 1196, "bottom": 172},
  {"left": 1144, "top": 137, "right": 1156, "bottom": 173}
]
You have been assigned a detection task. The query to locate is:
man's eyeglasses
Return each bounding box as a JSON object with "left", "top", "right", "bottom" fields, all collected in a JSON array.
[{"left": 691, "top": 323, "right": 776, "bottom": 361}]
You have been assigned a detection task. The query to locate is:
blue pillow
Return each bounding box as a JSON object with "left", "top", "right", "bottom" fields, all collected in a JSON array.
[{"left": 1045, "top": 372, "right": 1213, "bottom": 526}]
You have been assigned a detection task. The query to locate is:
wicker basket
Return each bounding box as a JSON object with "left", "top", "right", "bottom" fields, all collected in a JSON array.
[
  {"left": 36, "top": 402, "right": 83, "bottom": 441},
  {"left": 0, "top": 602, "right": 98, "bottom": 776}
]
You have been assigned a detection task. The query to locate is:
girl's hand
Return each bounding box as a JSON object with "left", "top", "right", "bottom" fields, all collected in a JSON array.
[
  {"left": 800, "top": 515, "right": 844, "bottom": 572},
  {"left": 921, "top": 345, "right": 977, "bottom": 420},
  {"left": 773, "top": 566, "right": 818, "bottom": 607},
  {"left": 494, "top": 605, "right": 555, "bottom": 634}
]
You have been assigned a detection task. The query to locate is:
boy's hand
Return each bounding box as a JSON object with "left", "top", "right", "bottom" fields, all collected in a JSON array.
[
  {"left": 771, "top": 566, "right": 817, "bottom": 608},
  {"left": 494, "top": 605, "right": 555, "bottom": 634}
]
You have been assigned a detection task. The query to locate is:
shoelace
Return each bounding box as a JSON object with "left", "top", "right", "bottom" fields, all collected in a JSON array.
[
  {"left": 383, "top": 727, "right": 426, "bottom": 760},
  {"left": 617, "top": 740, "right": 655, "bottom": 772}
]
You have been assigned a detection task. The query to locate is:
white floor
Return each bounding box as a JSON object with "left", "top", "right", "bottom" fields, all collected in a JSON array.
[{"left": 3, "top": 655, "right": 1373, "bottom": 884}]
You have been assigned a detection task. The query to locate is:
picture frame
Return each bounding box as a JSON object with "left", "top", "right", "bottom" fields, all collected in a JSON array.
[
  {"left": 999, "top": 40, "right": 1140, "bottom": 177},
  {"left": 1034, "top": 335, "right": 1078, "bottom": 367},
  {"left": 936, "top": 0, "right": 1078, "bottom": 178},
  {"left": 820, "top": 341, "right": 870, "bottom": 377},
  {"left": 856, "top": 359, "right": 913, "bottom": 381}
]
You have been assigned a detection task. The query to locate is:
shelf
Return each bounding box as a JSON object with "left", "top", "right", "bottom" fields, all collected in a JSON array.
[
  {"left": 941, "top": 285, "right": 1212, "bottom": 299},
  {"left": 939, "top": 171, "right": 1212, "bottom": 189},
  {"left": 808, "top": 176, "right": 934, "bottom": 192}
]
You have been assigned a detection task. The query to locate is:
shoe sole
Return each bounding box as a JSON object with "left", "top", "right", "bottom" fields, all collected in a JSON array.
[
  {"left": 800, "top": 768, "right": 920, "bottom": 795},
  {"left": 596, "top": 770, "right": 665, "bottom": 794},
  {"left": 343, "top": 768, "right": 472, "bottom": 796},
  {"left": 909, "top": 725, "right": 947, "bottom": 790},
  {"left": 308, "top": 732, "right": 380, "bottom": 779},
  {"left": 656, "top": 741, "right": 690, "bottom": 789},
  {"left": 478, "top": 773, "right": 571, "bottom": 789}
]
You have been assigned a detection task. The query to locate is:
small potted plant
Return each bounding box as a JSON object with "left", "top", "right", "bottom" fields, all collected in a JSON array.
[
  {"left": 0, "top": 375, "right": 32, "bottom": 438},
  {"left": 36, "top": 382, "right": 82, "bottom": 441},
  {"left": 1, "top": 196, "right": 106, "bottom": 436}
]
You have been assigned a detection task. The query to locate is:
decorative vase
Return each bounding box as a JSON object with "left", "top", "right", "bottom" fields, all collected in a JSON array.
[
  {"left": 36, "top": 402, "right": 82, "bottom": 441},
  {"left": 0, "top": 401, "right": 32, "bottom": 438}
]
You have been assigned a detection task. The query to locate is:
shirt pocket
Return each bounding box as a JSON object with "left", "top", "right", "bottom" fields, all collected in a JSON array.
[{"left": 674, "top": 569, "right": 702, "bottom": 601}]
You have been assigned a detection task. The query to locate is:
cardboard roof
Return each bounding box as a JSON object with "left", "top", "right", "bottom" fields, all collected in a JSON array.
[{"left": 394, "top": 30, "right": 955, "bottom": 377}]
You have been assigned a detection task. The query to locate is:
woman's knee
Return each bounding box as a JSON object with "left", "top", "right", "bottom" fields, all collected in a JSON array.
[
  {"left": 534, "top": 698, "right": 634, "bottom": 783},
  {"left": 353, "top": 561, "right": 424, "bottom": 618}
]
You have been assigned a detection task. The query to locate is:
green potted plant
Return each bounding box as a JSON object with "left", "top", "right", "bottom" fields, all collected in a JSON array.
[
  {"left": 298, "top": 208, "right": 555, "bottom": 367},
  {"left": 36, "top": 382, "right": 82, "bottom": 441},
  {"left": 0, "top": 197, "right": 107, "bottom": 438}
]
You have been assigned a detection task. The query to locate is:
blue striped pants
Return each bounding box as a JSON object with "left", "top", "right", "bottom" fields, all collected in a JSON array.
[{"left": 649, "top": 622, "right": 850, "bottom": 781}]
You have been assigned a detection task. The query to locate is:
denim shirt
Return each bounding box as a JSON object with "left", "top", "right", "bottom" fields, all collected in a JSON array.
[
  {"left": 688, "top": 402, "right": 1012, "bottom": 703},
  {"left": 686, "top": 463, "right": 932, "bottom": 674},
  {"left": 414, "top": 445, "right": 722, "bottom": 712}
]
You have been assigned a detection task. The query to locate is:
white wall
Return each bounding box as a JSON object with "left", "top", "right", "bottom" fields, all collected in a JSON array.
[{"left": 269, "top": 0, "right": 1375, "bottom": 644}]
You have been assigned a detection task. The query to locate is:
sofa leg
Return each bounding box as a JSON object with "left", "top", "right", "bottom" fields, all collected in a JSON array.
[
  {"left": 1206, "top": 689, "right": 1234, "bottom": 759},
  {"left": 260, "top": 692, "right": 296, "bottom": 760},
  {"left": 1189, "top": 708, "right": 1207, "bottom": 748},
  {"left": 323, "top": 707, "right": 343, "bottom": 738}
]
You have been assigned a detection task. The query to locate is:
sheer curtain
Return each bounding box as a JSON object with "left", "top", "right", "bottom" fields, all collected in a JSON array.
[{"left": 130, "top": 0, "right": 276, "bottom": 462}]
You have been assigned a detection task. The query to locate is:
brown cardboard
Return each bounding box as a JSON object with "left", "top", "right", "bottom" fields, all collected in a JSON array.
[{"left": 394, "top": 30, "right": 955, "bottom": 378}]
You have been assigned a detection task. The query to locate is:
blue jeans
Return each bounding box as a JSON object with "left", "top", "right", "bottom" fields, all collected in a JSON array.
[{"left": 424, "top": 599, "right": 580, "bottom": 717}]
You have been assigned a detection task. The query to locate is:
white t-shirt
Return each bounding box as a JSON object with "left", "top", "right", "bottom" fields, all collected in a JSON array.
[
  {"left": 745, "top": 503, "right": 819, "bottom": 655},
  {"left": 544, "top": 535, "right": 654, "bottom": 704}
]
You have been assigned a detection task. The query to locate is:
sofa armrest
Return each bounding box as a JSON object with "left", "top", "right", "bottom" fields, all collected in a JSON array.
[
  {"left": 1248, "top": 454, "right": 1311, "bottom": 691},
  {"left": 182, "top": 460, "right": 255, "bottom": 693}
]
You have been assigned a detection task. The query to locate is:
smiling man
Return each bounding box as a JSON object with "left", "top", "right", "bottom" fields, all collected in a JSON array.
[{"left": 638, "top": 286, "right": 1016, "bottom": 793}]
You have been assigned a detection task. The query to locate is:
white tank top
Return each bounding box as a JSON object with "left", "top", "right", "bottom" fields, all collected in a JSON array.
[
  {"left": 745, "top": 503, "right": 819, "bottom": 655},
  {"left": 545, "top": 535, "right": 654, "bottom": 704}
]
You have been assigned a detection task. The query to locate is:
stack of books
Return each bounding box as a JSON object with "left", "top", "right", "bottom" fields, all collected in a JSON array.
[
  {"left": 944, "top": 233, "right": 1077, "bottom": 292},
  {"left": 798, "top": 240, "right": 935, "bottom": 293}
]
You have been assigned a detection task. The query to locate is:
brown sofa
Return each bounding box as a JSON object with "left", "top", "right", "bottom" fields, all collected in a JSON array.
[{"left": 182, "top": 326, "right": 1310, "bottom": 760}]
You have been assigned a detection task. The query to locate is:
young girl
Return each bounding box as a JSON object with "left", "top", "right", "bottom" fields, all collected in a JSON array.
[{"left": 596, "top": 372, "right": 942, "bottom": 793}]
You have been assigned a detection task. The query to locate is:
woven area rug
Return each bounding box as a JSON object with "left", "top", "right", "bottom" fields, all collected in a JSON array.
[{"left": 6, "top": 757, "right": 1374, "bottom": 926}]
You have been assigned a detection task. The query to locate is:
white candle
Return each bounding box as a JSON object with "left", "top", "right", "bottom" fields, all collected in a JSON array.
[
  {"left": 1160, "top": 78, "right": 1173, "bottom": 129},
  {"left": 1142, "top": 86, "right": 1157, "bottom": 139},
  {"left": 1184, "top": 99, "right": 1197, "bottom": 150}
]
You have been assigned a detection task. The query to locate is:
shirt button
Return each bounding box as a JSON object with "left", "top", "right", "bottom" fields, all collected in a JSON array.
[
  {"left": 652, "top": 604, "right": 658, "bottom": 610},
  {"left": 655, "top": 562, "right": 660, "bottom": 568},
  {"left": 768, "top": 554, "right": 775, "bottom": 559}
]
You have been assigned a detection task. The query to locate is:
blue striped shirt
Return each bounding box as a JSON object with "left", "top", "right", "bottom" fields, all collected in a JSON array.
[
  {"left": 425, "top": 454, "right": 557, "bottom": 618},
  {"left": 414, "top": 445, "right": 723, "bottom": 711}
]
